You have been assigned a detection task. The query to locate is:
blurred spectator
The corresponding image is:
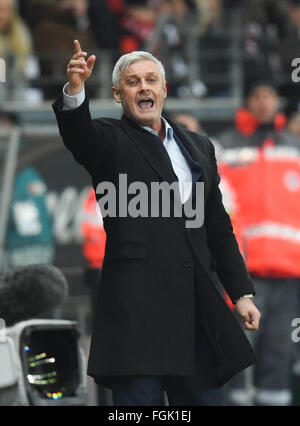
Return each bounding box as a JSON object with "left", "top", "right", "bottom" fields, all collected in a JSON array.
[
  {"left": 25, "top": 0, "right": 97, "bottom": 99},
  {"left": 147, "top": 0, "right": 204, "bottom": 98},
  {"left": 170, "top": 110, "right": 225, "bottom": 164},
  {"left": 218, "top": 80, "right": 288, "bottom": 147},
  {"left": 197, "top": 0, "right": 238, "bottom": 97},
  {"left": 172, "top": 112, "right": 202, "bottom": 133},
  {"left": 81, "top": 188, "right": 106, "bottom": 276},
  {"left": 88, "top": 0, "right": 124, "bottom": 54},
  {"left": 0, "top": 0, "right": 38, "bottom": 101},
  {"left": 285, "top": 98, "right": 300, "bottom": 141},
  {"left": 279, "top": 0, "right": 300, "bottom": 100},
  {"left": 81, "top": 188, "right": 107, "bottom": 405},
  {"left": 217, "top": 81, "right": 300, "bottom": 405},
  {"left": 119, "top": 0, "right": 156, "bottom": 54},
  {"left": 239, "top": 0, "right": 288, "bottom": 93},
  {"left": 88, "top": 0, "right": 155, "bottom": 57},
  {"left": 1, "top": 111, "right": 54, "bottom": 268}
]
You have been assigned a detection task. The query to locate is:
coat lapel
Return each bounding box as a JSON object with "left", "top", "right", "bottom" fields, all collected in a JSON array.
[
  {"left": 120, "top": 115, "right": 178, "bottom": 185},
  {"left": 120, "top": 114, "right": 211, "bottom": 203}
]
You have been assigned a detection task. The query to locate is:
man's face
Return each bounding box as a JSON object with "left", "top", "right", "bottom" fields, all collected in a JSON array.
[
  {"left": 247, "top": 86, "right": 279, "bottom": 124},
  {"left": 112, "top": 60, "right": 167, "bottom": 129}
]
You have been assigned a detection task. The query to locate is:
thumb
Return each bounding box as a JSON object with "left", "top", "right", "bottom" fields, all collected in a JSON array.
[{"left": 244, "top": 311, "right": 260, "bottom": 330}]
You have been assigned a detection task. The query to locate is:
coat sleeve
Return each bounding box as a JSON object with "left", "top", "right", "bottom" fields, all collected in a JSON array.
[
  {"left": 52, "top": 94, "right": 114, "bottom": 176},
  {"left": 205, "top": 139, "right": 255, "bottom": 303}
]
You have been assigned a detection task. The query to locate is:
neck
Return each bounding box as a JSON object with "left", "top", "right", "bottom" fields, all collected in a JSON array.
[
  {"left": 123, "top": 114, "right": 167, "bottom": 140},
  {"left": 143, "top": 117, "right": 166, "bottom": 141},
  {"left": 156, "top": 120, "right": 166, "bottom": 141}
]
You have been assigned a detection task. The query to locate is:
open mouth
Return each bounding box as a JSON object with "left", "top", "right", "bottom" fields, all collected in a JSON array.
[{"left": 137, "top": 99, "right": 154, "bottom": 111}]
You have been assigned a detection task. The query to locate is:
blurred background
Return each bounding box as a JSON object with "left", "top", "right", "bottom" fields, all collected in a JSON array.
[{"left": 1, "top": 0, "right": 300, "bottom": 406}]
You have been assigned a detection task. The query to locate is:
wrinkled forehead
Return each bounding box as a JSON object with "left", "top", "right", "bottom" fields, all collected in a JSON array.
[{"left": 121, "top": 60, "right": 164, "bottom": 80}]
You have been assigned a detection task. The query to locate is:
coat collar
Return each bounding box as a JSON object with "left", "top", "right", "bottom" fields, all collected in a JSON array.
[
  {"left": 121, "top": 114, "right": 178, "bottom": 185},
  {"left": 168, "top": 118, "right": 208, "bottom": 185},
  {"left": 120, "top": 114, "right": 208, "bottom": 186}
]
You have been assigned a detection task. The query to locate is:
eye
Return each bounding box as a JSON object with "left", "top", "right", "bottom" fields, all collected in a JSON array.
[{"left": 128, "top": 80, "right": 137, "bottom": 86}]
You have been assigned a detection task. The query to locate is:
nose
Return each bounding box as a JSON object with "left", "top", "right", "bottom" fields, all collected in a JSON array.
[{"left": 139, "top": 79, "right": 151, "bottom": 92}]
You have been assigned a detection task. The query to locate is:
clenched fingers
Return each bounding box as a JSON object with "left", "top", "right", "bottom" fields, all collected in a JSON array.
[
  {"left": 68, "top": 58, "right": 86, "bottom": 72},
  {"left": 243, "top": 308, "right": 261, "bottom": 331},
  {"left": 236, "top": 298, "right": 261, "bottom": 331}
]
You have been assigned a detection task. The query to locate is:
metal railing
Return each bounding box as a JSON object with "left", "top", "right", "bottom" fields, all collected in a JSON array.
[{"left": 0, "top": 128, "right": 20, "bottom": 270}]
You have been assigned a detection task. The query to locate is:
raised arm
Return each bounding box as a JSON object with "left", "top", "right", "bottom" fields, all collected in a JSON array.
[{"left": 52, "top": 41, "right": 112, "bottom": 175}]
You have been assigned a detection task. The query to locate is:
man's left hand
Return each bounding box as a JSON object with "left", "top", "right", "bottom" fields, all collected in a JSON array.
[{"left": 236, "top": 298, "right": 261, "bottom": 331}]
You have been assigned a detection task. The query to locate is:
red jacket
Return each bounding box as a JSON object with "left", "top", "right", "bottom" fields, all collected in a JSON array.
[
  {"left": 81, "top": 189, "right": 106, "bottom": 268},
  {"left": 218, "top": 111, "right": 300, "bottom": 278}
]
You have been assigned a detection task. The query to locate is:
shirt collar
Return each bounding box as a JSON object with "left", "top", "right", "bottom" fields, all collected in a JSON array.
[{"left": 141, "top": 117, "right": 174, "bottom": 142}]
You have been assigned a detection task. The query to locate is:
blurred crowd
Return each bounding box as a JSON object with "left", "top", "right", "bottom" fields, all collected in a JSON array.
[
  {"left": 2, "top": 0, "right": 300, "bottom": 407},
  {"left": 2, "top": 0, "right": 300, "bottom": 101}
]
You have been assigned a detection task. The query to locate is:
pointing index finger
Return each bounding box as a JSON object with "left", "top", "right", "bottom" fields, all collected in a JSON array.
[{"left": 74, "top": 39, "right": 82, "bottom": 54}]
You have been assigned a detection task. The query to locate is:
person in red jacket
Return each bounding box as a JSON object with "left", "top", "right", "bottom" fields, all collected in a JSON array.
[
  {"left": 82, "top": 188, "right": 106, "bottom": 270},
  {"left": 81, "top": 187, "right": 106, "bottom": 319},
  {"left": 217, "top": 81, "right": 300, "bottom": 406},
  {"left": 81, "top": 188, "right": 108, "bottom": 405}
]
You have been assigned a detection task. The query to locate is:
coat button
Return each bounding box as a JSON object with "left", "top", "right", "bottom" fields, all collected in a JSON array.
[{"left": 183, "top": 261, "right": 192, "bottom": 269}]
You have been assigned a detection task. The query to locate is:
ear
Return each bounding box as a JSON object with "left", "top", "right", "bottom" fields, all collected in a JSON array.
[{"left": 112, "top": 86, "right": 122, "bottom": 103}]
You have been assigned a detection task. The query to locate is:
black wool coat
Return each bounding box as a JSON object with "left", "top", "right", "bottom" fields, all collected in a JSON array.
[{"left": 53, "top": 95, "right": 257, "bottom": 387}]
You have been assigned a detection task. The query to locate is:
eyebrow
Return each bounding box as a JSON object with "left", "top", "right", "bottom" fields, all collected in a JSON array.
[{"left": 124, "top": 71, "right": 159, "bottom": 79}]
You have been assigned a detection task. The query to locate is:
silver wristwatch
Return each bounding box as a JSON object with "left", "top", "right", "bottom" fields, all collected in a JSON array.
[{"left": 234, "top": 293, "right": 254, "bottom": 304}]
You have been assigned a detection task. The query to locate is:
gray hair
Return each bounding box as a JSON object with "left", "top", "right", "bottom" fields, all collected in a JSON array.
[{"left": 112, "top": 51, "right": 166, "bottom": 88}]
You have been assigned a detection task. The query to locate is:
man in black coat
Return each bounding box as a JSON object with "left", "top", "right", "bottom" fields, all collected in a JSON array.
[{"left": 53, "top": 40, "right": 261, "bottom": 406}]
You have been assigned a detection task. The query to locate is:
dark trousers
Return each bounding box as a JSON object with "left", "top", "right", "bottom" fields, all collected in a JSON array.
[
  {"left": 111, "top": 321, "right": 222, "bottom": 406},
  {"left": 111, "top": 375, "right": 221, "bottom": 406}
]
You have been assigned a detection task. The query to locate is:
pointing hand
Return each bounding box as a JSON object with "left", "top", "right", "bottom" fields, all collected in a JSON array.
[{"left": 67, "top": 39, "right": 96, "bottom": 95}]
